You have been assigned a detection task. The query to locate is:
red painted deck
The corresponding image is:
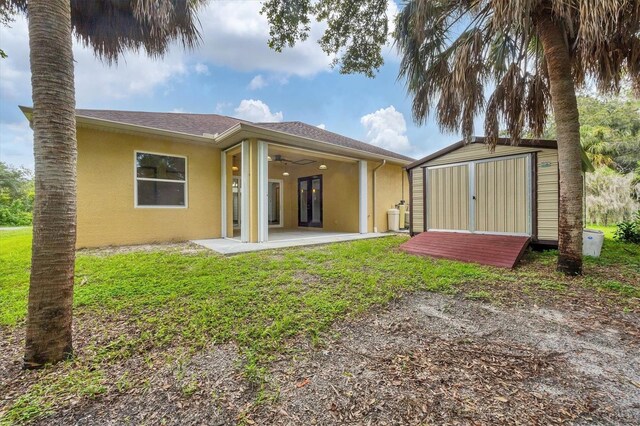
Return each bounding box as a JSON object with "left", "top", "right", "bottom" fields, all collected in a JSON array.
[{"left": 400, "top": 232, "right": 531, "bottom": 268}]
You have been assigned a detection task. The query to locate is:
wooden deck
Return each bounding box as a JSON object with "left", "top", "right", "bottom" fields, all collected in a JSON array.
[{"left": 400, "top": 232, "right": 531, "bottom": 268}]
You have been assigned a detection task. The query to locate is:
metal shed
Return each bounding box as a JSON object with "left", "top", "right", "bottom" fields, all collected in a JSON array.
[{"left": 405, "top": 137, "right": 593, "bottom": 247}]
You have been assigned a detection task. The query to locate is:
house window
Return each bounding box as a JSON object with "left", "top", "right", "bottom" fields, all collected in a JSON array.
[{"left": 135, "top": 152, "right": 187, "bottom": 207}]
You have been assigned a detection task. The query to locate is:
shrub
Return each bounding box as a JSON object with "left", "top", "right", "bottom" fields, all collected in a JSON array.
[
  {"left": 0, "top": 162, "right": 34, "bottom": 226},
  {"left": 614, "top": 211, "right": 640, "bottom": 244}
]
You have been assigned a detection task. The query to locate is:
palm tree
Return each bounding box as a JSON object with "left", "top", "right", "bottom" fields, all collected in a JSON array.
[
  {"left": 395, "top": 0, "right": 640, "bottom": 275},
  {"left": 582, "top": 128, "right": 616, "bottom": 169},
  {"left": 1, "top": 0, "right": 203, "bottom": 368}
]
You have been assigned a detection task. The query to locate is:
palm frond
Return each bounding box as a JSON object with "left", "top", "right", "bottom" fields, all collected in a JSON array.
[
  {"left": 395, "top": 0, "right": 640, "bottom": 144},
  {"left": 4, "top": 0, "right": 204, "bottom": 62}
]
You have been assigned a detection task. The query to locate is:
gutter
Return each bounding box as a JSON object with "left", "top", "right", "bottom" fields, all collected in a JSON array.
[{"left": 372, "top": 160, "right": 386, "bottom": 232}]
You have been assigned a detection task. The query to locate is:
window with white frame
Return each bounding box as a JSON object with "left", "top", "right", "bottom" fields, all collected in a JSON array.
[{"left": 135, "top": 152, "right": 187, "bottom": 207}]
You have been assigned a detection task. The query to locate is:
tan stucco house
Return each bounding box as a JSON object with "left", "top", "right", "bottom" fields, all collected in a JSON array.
[{"left": 20, "top": 107, "right": 412, "bottom": 248}]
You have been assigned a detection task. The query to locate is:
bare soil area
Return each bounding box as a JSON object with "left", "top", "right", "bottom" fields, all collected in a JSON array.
[
  {"left": 22, "top": 291, "right": 639, "bottom": 426},
  {"left": 77, "top": 241, "right": 210, "bottom": 256}
]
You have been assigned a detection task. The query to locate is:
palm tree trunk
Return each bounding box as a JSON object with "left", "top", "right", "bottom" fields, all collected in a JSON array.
[
  {"left": 538, "top": 16, "right": 583, "bottom": 275},
  {"left": 24, "top": 0, "right": 77, "bottom": 368}
]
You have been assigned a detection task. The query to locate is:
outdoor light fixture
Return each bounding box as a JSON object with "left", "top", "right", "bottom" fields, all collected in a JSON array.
[
  {"left": 319, "top": 164, "right": 327, "bottom": 170},
  {"left": 267, "top": 156, "right": 272, "bottom": 161},
  {"left": 232, "top": 166, "right": 239, "bottom": 171},
  {"left": 283, "top": 171, "right": 290, "bottom": 177}
]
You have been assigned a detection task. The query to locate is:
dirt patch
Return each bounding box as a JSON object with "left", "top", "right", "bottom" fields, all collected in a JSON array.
[
  {"left": 40, "top": 344, "right": 249, "bottom": 426},
  {"left": 78, "top": 241, "right": 211, "bottom": 256},
  {"left": 251, "top": 293, "right": 639, "bottom": 425},
  {"left": 3, "top": 292, "right": 638, "bottom": 425}
]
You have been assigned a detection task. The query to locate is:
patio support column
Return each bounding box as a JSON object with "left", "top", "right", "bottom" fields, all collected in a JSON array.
[
  {"left": 248, "top": 138, "right": 260, "bottom": 243},
  {"left": 359, "top": 160, "right": 368, "bottom": 234},
  {"left": 220, "top": 151, "right": 227, "bottom": 238},
  {"left": 241, "top": 140, "right": 250, "bottom": 242},
  {"left": 257, "top": 140, "right": 269, "bottom": 243}
]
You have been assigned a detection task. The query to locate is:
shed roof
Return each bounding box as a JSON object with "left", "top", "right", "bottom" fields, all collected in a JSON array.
[{"left": 406, "top": 136, "right": 594, "bottom": 172}]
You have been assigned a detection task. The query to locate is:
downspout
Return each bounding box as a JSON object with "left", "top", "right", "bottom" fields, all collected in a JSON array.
[{"left": 372, "top": 160, "right": 386, "bottom": 232}]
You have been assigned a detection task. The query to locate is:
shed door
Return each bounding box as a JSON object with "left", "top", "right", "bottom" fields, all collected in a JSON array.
[
  {"left": 474, "top": 156, "right": 530, "bottom": 235},
  {"left": 426, "top": 165, "right": 469, "bottom": 231}
]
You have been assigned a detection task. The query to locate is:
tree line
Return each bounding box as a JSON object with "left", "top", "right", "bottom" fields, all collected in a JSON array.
[{"left": 0, "top": 161, "right": 34, "bottom": 226}]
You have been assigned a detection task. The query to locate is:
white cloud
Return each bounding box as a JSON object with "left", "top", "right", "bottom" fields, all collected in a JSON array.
[
  {"left": 0, "top": 3, "right": 334, "bottom": 113},
  {"left": 0, "top": 15, "right": 188, "bottom": 106},
  {"left": 195, "top": 2, "right": 333, "bottom": 76},
  {"left": 382, "top": 0, "right": 401, "bottom": 62},
  {"left": 360, "top": 106, "right": 412, "bottom": 153},
  {"left": 317, "top": 123, "right": 326, "bottom": 130},
  {"left": 248, "top": 74, "right": 267, "bottom": 90},
  {"left": 194, "top": 62, "right": 209, "bottom": 75},
  {"left": 73, "top": 49, "right": 187, "bottom": 103},
  {"left": 0, "top": 16, "right": 31, "bottom": 103},
  {"left": 234, "top": 99, "right": 283, "bottom": 122},
  {"left": 0, "top": 120, "right": 34, "bottom": 168}
]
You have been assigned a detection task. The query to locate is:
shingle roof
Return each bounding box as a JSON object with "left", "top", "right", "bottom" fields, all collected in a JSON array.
[
  {"left": 256, "top": 121, "right": 415, "bottom": 162},
  {"left": 74, "top": 109, "right": 414, "bottom": 162},
  {"left": 77, "top": 109, "right": 247, "bottom": 136}
]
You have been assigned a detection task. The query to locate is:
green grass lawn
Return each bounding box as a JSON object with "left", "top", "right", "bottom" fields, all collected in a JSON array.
[{"left": 0, "top": 227, "right": 638, "bottom": 424}]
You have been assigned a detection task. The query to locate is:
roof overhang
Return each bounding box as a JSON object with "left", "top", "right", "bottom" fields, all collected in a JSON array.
[
  {"left": 20, "top": 106, "right": 218, "bottom": 145},
  {"left": 19, "top": 106, "right": 412, "bottom": 165},
  {"left": 210, "top": 122, "right": 412, "bottom": 165}
]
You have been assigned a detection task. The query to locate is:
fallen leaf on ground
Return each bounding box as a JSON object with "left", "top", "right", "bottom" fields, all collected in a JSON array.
[{"left": 296, "top": 377, "right": 310, "bottom": 388}]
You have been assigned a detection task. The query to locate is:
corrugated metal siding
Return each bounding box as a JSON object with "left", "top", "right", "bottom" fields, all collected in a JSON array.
[
  {"left": 411, "top": 168, "right": 424, "bottom": 233},
  {"left": 427, "top": 165, "right": 469, "bottom": 230},
  {"left": 537, "top": 150, "right": 559, "bottom": 240},
  {"left": 475, "top": 157, "right": 529, "bottom": 234},
  {"left": 409, "top": 144, "right": 559, "bottom": 241},
  {"left": 425, "top": 144, "right": 540, "bottom": 166}
]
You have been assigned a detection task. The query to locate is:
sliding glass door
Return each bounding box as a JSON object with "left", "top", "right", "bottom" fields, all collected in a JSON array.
[
  {"left": 232, "top": 176, "right": 241, "bottom": 231},
  {"left": 268, "top": 179, "right": 283, "bottom": 227},
  {"left": 298, "top": 175, "right": 322, "bottom": 227}
]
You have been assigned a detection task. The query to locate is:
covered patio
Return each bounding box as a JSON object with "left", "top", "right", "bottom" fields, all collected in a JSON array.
[
  {"left": 221, "top": 141, "right": 368, "bottom": 244},
  {"left": 192, "top": 230, "right": 390, "bottom": 255}
]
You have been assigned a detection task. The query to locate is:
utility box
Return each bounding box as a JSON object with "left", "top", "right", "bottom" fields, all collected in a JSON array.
[
  {"left": 387, "top": 208, "right": 400, "bottom": 232},
  {"left": 583, "top": 229, "right": 604, "bottom": 257}
]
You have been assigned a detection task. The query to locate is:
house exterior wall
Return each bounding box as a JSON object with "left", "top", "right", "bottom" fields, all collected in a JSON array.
[
  {"left": 367, "top": 162, "right": 409, "bottom": 233},
  {"left": 409, "top": 144, "right": 560, "bottom": 241},
  {"left": 76, "top": 127, "right": 220, "bottom": 248},
  {"left": 77, "top": 128, "right": 408, "bottom": 247}
]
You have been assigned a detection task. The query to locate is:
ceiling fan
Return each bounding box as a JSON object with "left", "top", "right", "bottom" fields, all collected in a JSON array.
[{"left": 269, "top": 154, "right": 316, "bottom": 166}]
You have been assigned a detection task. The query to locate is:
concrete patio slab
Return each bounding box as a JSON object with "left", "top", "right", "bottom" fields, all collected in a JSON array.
[{"left": 192, "top": 232, "right": 393, "bottom": 255}]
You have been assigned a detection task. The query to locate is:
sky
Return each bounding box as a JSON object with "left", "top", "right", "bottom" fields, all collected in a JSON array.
[{"left": 0, "top": 1, "right": 470, "bottom": 169}]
